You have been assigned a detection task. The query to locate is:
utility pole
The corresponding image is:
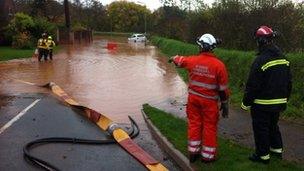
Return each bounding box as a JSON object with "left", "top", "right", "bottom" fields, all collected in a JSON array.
[
  {"left": 136, "top": 1, "right": 147, "bottom": 34},
  {"left": 144, "top": 12, "right": 147, "bottom": 34},
  {"left": 64, "top": 0, "right": 70, "bottom": 29}
]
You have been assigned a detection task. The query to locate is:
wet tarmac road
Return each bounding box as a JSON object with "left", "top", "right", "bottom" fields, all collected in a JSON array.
[
  {"left": 0, "top": 36, "right": 186, "bottom": 170},
  {"left": 0, "top": 94, "right": 147, "bottom": 171}
]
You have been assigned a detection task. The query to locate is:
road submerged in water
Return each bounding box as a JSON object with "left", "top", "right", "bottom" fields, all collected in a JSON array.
[
  {"left": 0, "top": 36, "right": 187, "bottom": 170},
  {"left": 0, "top": 36, "right": 187, "bottom": 123}
]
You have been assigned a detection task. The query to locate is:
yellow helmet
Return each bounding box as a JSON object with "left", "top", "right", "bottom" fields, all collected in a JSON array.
[{"left": 48, "top": 36, "right": 52, "bottom": 40}]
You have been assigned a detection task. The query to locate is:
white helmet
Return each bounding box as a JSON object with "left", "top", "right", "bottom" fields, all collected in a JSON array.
[{"left": 196, "top": 33, "right": 219, "bottom": 51}]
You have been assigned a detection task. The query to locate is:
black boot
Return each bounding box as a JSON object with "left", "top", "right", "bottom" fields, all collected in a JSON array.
[
  {"left": 201, "top": 158, "right": 216, "bottom": 163},
  {"left": 270, "top": 151, "right": 282, "bottom": 160},
  {"left": 249, "top": 153, "right": 270, "bottom": 164},
  {"left": 189, "top": 154, "right": 199, "bottom": 163}
]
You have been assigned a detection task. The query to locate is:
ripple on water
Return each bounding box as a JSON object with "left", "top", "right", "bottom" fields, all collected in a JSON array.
[{"left": 0, "top": 37, "right": 187, "bottom": 123}]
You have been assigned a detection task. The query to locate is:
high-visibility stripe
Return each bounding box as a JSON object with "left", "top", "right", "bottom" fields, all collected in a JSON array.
[
  {"left": 188, "top": 146, "right": 200, "bottom": 153},
  {"left": 37, "top": 46, "right": 48, "bottom": 49},
  {"left": 188, "top": 140, "right": 201, "bottom": 146},
  {"left": 219, "top": 84, "right": 228, "bottom": 91},
  {"left": 254, "top": 98, "right": 287, "bottom": 105},
  {"left": 241, "top": 102, "right": 250, "bottom": 110},
  {"left": 188, "top": 89, "right": 219, "bottom": 100},
  {"left": 190, "top": 80, "right": 218, "bottom": 89},
  {"left": 270, "top": 148, "right": 283, "bottom": 153},
  {"left": 203, "top": 146, "right": 216, "bottom": 152},
  {"left": 260, "top": 154, "right": 270, "bottom": 160},
  {"left": 261, "top": 59, "right": 289, "bottom": 71},
  {"left": 201, "top": 152, "right": 215, "bottom": 159}
]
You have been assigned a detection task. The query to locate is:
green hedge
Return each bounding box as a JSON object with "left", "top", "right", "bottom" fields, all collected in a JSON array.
[{"left": 151, "top": 36, "right": 304, "bottom": 119}]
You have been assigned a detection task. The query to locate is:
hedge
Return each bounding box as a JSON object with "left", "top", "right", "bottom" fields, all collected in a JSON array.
[{"left": 151, "top": 36, "right": 304, "bottom": 119}]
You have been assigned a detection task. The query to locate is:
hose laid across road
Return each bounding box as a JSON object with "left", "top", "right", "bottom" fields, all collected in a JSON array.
[
  {"left": 23, "top": 116, "right": 139, "bottom": 171},
  {"left": 10, "top": 79, "right": 168, "bottom": 171}
]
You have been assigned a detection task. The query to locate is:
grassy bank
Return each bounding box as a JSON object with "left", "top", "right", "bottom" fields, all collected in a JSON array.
[
  {"left": 143, "top": 104, "right": 303, "bottom": 171},
  {"left": 0, "top": 46, "right": 61, "bottom": 61},
  {"left": 151, "top": 36, "right": 304, "bottom": 119},
  {"left": 0, "top": 47, "right": 34, "bottom": 61}
]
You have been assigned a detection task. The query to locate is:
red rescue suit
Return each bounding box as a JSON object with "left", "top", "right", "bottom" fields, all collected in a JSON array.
[{"left": 173, "top": 52, "right": 229, "bottom": 161}]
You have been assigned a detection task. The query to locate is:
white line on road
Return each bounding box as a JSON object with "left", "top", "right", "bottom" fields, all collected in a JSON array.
[{"left": 0, "top": 99, "right": 41, "bottom": 135}]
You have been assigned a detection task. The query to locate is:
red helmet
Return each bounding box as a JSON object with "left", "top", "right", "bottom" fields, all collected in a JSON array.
[
  {"left": 254, "top": 26, "right": 277, "bottom": 46},
  {"left": 255, "top": 26, "right": 275, "bottom": 38}
]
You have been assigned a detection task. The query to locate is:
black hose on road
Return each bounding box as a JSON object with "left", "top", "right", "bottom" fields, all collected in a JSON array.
[{"left": 23, "top": 116, "right": 140, "bottom": 171}]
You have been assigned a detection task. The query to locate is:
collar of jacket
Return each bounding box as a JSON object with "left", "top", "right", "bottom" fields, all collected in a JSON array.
[
  {"left": 257, "top": 44, "right": 283, "bottom": 57},
  {"left": 199, "top": 52, "right": 216, "bottom": 58}
]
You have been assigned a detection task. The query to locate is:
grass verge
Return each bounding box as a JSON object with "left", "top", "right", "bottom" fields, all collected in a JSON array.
[
  {"left": 143, "top": 104, "right": 303, "bottom": 171},
  {"left": 0, "top": 47, "right": 34, "bottom": 61},
  {"left": 151, "top": 36, "right": 304, "bottom": 120},
  {"left": 0, "top": 46, "right": 61, "bottom": 61}
]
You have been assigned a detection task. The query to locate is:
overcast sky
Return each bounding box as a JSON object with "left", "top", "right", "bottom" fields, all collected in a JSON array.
[
  {"left": 99, "top": 0, "right": 304, "bottom": 10},
  {"left": 100, "top": 0, "right": 215, "bottom": 10}
]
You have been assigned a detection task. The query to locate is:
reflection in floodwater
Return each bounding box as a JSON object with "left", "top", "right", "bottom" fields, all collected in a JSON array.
[{"left": 0, "top": 36, "right": 187, "bottom": 122}]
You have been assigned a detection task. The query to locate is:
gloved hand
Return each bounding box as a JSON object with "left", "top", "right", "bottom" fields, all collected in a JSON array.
[
  {"left": 168, "top": 55, "right": 178, "bottom": 63},
  {"left": 220, "top": 102, "right": 229, "bottom": 118}
]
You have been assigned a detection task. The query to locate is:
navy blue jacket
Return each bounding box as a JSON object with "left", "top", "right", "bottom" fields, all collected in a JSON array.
[{"left": 242, "top": 45, "right": 292, "bottom": 112}]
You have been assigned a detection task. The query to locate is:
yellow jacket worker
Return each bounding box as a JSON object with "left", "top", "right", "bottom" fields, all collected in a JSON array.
[
  {"left": 37, "top": 33, "right": 48, "bottom": 62},
  {"left": 46, "top": 36, "right": 56, "bottom": 60}
]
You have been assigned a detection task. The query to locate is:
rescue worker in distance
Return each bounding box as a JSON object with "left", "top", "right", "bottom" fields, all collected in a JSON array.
[
  {"left": 37, "top": 33, "right": 49, "bottom": 62},
  {"left": 46, "top": 36, "right": 56, "bottom": 60},
  {"left": 170, "top": 34, "right": 229, "bottom": 163},
  {"left": 241, "top": 26, "right": 292, "bottom": 164}
]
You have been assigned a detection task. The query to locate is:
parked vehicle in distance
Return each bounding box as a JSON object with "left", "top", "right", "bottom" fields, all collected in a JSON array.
[{"left": 128, "top": 34, "right": 147, "bottom": 42}]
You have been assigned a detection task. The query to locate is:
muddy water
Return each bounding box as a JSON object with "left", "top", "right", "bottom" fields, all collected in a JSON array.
[{"left": 0, "top": 36, "right": 187, "bottom": 123}]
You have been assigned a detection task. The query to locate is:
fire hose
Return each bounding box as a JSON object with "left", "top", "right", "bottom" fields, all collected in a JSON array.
[
  {"left": 23, "top": 116, "right": 139, "bottom": 171},
  {"left": 11, "top": 79, "right": 168, "bottom": 171}
]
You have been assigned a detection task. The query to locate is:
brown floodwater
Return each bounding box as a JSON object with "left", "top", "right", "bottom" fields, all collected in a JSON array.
[{"left": 0, "top": 36, "right": 187, "bottom": 123}]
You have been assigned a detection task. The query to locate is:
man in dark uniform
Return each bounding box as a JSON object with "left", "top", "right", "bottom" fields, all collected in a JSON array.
[{"left": 241, "top": 26, "right": 292, "bottom": 164}]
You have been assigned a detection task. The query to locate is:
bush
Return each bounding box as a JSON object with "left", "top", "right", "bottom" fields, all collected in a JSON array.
[
  {"left": 151, "top": 36, "right": 304, "bottom": 119},
  {"left": 4, "top": 13, "right": 35, "bottom": 48},
  {"left": 12, "top": 32, "right": 33, "bottom": 49},
  {"left": 4, "top": 12, "right": 57, "bottom": 49}
]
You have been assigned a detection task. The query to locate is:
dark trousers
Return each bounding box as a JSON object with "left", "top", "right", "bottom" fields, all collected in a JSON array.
[
  {"left": 38, "top": 48, "right": 48, "bottom": 61},
  {"left": 49, "top": 49, "right": 53, "bottom": 60},
  {"left": 251, "top": 107, "right": 283, "bottom": 156}
]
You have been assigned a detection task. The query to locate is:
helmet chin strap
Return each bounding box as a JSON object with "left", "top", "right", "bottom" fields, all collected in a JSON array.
[
  {"left": 199, "top": 45, "right": 213, "bottom": 53},
  {"left": 257, "top": 40, "right": 274, "bottom": 53}
]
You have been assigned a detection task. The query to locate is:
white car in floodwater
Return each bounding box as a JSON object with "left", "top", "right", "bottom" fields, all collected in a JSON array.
[{"left": 128, "top": 34, "right": 147, "bottom": 42}]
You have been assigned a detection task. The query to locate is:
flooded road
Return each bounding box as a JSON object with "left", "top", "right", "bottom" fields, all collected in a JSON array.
[{"left": 0, "top": 36, "right": 187, "bottom": 123}]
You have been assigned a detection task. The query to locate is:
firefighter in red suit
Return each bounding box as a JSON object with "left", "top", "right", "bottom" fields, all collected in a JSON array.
[{"left": 170, "top": 34, "right": 229, "bottom": 163}]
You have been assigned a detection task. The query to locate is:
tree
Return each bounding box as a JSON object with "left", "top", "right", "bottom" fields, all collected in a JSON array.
[
  {"left": 152, "top": 6, "right": 189, "bottom": 41},
  {"left": 15, "top": 0, "right": 64, "bottom": 23},
  {"left": 107, "top": 1, "right": 151, "bottom": 32}
]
